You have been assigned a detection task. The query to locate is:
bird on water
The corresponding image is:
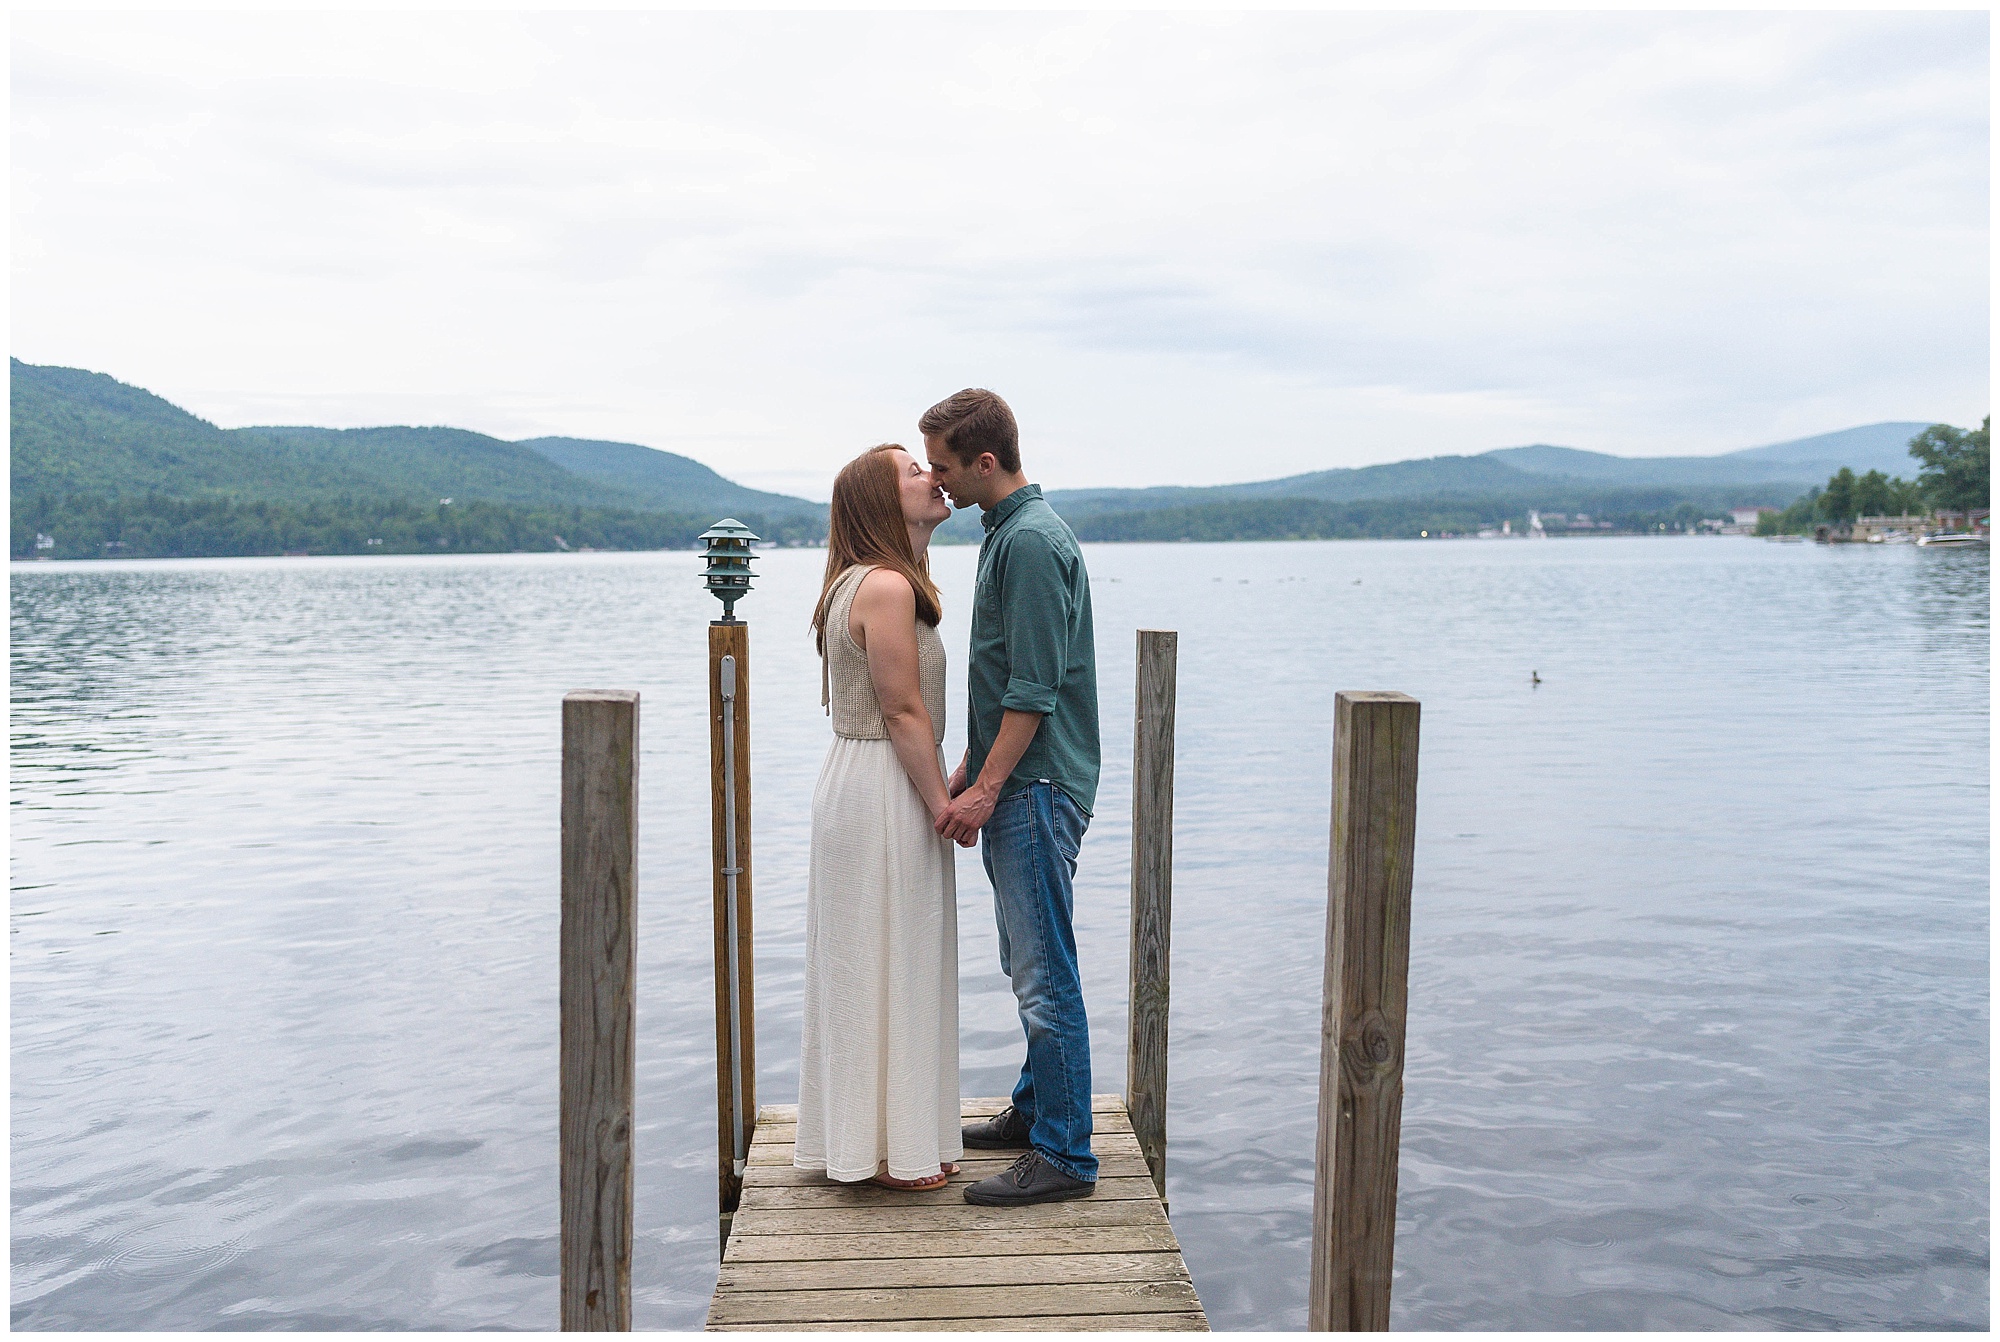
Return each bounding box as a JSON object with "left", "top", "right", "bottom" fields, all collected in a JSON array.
[{"left": 1531, "top": 671, "right": 1542, "bottom": 686}]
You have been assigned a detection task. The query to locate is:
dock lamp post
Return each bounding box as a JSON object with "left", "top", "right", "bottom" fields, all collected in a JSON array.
[
  {"left": 701, "top": 518, "right": 759, "bottom": 622},
  {"left": 701, "top": 519, "right": 759, "bottom": 1247}
]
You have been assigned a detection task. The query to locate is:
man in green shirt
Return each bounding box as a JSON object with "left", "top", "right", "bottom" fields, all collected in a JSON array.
[{"left": 925, "top": 388, "right": 1101, "bottom": 1206}]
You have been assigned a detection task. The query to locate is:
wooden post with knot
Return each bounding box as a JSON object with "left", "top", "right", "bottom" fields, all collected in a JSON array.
[{"left": 1309, "top": 691, "right": 1418, "bottom": 1332}]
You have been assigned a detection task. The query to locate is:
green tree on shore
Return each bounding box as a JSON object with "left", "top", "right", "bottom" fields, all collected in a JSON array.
[
  {"left": 8, "top": 492, "right": 752, "bottom": 560},
  {"left": 1817, "top": 467, "right": 1858, "bottom": 522},
  {"left": 1853, "top": 470, "right": 1890, "bottom": 517},
  {"left": 1847, "top": 470, "right": 1927, "bottom": 518},
  {"left": 1908, "top": 418, "right": 1991, "bottom": 514},
  {"left": 1759, "top": 463, "right": 1930, "bottom": 535}
]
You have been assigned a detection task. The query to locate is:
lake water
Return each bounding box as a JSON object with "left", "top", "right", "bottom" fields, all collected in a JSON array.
[{"left": 10, "top": 537, "right": 1989, "bottom": 1331}]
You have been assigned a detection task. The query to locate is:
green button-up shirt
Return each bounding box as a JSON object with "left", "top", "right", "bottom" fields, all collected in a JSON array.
[{"left": 966, "top": 485, "right": 1100, "bottom": 814}]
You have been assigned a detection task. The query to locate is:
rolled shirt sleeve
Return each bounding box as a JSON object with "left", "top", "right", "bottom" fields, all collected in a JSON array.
[
  {"left": 997, "top": 531, "right": 1071, "bottom": 715},
  {"left": 964, "top": 484, "right": 1101, "bottom": 814}
]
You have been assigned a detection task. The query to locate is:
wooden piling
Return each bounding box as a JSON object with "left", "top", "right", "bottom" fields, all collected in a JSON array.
[
  {"left": 1309, "top": 691, "right": 1419, "bottom": 1332},
  {"left": 1127, "top": 629, "right": 1178, "bottom": 1203},
  {"left": 560, "top": 690, "right": 639, "bottom": 1332},
  {"left": 710, "top": 622, "right": 756, "bottom": 1242}
]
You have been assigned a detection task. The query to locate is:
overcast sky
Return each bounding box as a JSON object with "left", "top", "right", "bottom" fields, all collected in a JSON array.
[{"left": 12, "top": 10, "right": 1989, "bottom": 499}]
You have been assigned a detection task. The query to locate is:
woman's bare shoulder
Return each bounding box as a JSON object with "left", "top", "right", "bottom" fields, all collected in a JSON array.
[{"left": 855, "top": 566, "right": 916, "bottom": 604}]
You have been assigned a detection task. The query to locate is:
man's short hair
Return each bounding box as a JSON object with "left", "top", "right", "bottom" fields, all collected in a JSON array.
[{"left": 919, "top": 389, "right": 1019, "bottom": 474}]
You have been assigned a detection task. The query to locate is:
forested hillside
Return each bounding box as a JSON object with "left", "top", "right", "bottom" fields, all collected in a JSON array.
[
  {"left": 1049, "top": 454, "right": 1538, "bottom": 519},
  {"left": 11, "top": 360, "right": 383, "bottom": 500},
  {"left": 520, "top": 436, "right": 815, "bottom": 519},
  {"left": 1041, "top": 435, "right": 1908, "bottom": 521},
  {"left": 244, "top": 425, "right": 634, "bottom": 509},
  {"left": 16, "top": 493, "right": 711, "bottom": 560},
  {"left": 10, "top": 360, "right": 826, "bottom": 558},
  {"left": 1067, "top": 484, "right": 1787, "bottom": 544},
  {"left": 11, "top": 358, "right": 1963, "bottom": 558}
]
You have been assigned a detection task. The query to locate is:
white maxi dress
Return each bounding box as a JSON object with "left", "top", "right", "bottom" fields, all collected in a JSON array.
[{"left": 794, "top": 564, "right": 962, "bottom": 1182}]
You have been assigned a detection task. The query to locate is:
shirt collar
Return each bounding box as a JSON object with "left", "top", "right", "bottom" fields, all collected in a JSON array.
[{"left": 981, "top": 483, "right": 1042, "bottom": 532}]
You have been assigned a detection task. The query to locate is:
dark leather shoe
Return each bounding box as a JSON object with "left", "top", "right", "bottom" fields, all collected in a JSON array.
[
  {"left": 963, "top": 1151, "right": 1096, "bottom": 1206},
  {"left": 961, "top": 1105, "right": 1031, "bottom": 1149}
]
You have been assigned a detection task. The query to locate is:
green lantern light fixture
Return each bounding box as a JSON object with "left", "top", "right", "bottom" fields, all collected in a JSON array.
[{"left": 700, "top": 518, "right": 760, "bottom": 622}]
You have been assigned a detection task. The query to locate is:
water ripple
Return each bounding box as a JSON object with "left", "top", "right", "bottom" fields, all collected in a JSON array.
[{"left": 11, "top": 542, "right": 1988, "bottom": 1329}]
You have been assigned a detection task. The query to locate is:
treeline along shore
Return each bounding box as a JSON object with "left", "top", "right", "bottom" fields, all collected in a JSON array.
[
  {"left": 1755, "top": 424, "right": 1990, "bottom": 537},
  {"left": 10, "top": 358, "right": 1986, "bottom": 560},
  {"left": 14, "top": 492, "right": 726, "bottom": 561},
  {"left": 1069, "top": 488, "right": 1760, "bottom": 544}
]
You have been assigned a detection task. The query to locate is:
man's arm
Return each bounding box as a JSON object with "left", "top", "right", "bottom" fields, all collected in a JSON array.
[
  {"left": 936, "top": 709, "right": 1039, "bottom": 844},
  {"left": 935, "top": 529, "right": 1072, "bottom": 843}
]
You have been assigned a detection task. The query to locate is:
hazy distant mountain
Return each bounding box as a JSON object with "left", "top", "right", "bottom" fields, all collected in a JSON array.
[
  {"left": 1065, "top": 482, "right": 1793, "bottom": 545},
  {"left": 13, "top": 356, "right": 1952, "bottom": 559},
  {"left": 1486, "top": 423, "right": 1932, "bottom": 487},
  {"left": 1724, "top": 422, "right": 1933, "bottom": 471},
  {"left": 1053, "top": 454, "right": 1537, "bottom": 517},
  {"left": 1480, "top": 445, "right": 1818, "bottom": 488},
  {"left": 1025, "top": 423, "right": 1935, "bottom": 525},
  {"left": 520, "top": 436, "right": 820, "bottom": 521},
  {"left": 1036, "top": 453, "right": 1796, "bottom": 521}
]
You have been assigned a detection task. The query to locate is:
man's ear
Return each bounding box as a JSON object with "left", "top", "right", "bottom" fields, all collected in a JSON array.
[{"left": 977, "top": 452, "right": 997, "bottom": 477}]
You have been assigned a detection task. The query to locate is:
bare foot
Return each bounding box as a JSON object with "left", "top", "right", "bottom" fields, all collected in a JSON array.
[{"left": 868, "top": 1163, "right": 959, "bottom": 1191}]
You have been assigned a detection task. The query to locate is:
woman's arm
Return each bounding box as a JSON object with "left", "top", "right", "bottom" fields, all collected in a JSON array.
[{"left": 851, "top": 568, "right": 952, "bottom": 821}]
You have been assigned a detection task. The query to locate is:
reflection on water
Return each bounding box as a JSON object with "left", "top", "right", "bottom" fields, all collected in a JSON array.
[{"left": 11, "top": 540, "right": 1989, "bottom": 1329}]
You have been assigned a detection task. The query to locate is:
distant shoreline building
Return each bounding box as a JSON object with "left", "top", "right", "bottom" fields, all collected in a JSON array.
[{"left": 1723, "top": 506, "right": 1778, "bottom": 535}]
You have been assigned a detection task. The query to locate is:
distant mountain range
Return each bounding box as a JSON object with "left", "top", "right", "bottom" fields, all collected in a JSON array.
[
  {"left": 1040, "top": 424, "right": 1926, "bottom": 516},
  {"left": 10, "top": 359, "right": 821, "bottom": 525},
  {"left": 9, "top": 357, "right": 1945, "bottom": 558},
  {"left": 929, "top": 421, "right": 1934, "bottom": 544}
]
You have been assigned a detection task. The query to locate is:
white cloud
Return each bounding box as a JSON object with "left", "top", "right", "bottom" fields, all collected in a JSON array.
[{"left": 11, "top": 10, "right": 1988, "bottom": 500}]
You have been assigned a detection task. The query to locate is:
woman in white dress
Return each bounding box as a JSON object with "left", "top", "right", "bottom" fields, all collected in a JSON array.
[{"left": 795, "top": 443, "right": 966, "bottom": 1191}]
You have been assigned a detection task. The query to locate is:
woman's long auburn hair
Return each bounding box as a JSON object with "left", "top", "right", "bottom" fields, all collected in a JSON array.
[{"left": 811, "top": 444, "right": 943, "bottom": 652}]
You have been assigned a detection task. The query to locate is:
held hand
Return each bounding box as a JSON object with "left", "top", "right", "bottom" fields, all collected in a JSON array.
[
  {"left": 947, "top": 761, "right": 969, "bottom": 798},
  {"left": 926, "top": 792, "right": 976, "bottom": 846},
  {"left": 934, "top": 781, "right": 998, "bottom": 847}
]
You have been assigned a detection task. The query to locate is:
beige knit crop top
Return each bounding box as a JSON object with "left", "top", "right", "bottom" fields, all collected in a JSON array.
[{"left": 820, "top": 564, "right": 947, "bottom": 743}]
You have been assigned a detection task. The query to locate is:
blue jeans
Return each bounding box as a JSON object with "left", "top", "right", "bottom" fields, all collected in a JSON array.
[{"left": 981, "top": 782, "right": 1097, "bottom": 1182}]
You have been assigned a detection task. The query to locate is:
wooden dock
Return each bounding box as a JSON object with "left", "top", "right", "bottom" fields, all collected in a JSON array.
[
  {"left": 560, "top": 626, "right": 1419, "bottom": 1331},
  {"left": 706, "top": 1095, "right": 1209, "bottom": 1332}
]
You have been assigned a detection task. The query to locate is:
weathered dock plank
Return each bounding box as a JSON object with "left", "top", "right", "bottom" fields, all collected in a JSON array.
[
  {"left": 720, "top": 1225, "right": 1183, "bottom": 1263},
  {"left": 720, "top": 1251, "right": 1189, "bottom": 1292},
  {"left": 708, "top": 1280, "right": 1203, "bottom": 1326},
  {"left": 708, "top": 1097, "right": 1207, "bottom": 1331},
  {"left": 712, "top": 1312, "right": 1213, "bottom": 1332},
  {"left": 730, "top": 1196, "right": 1170, "bottom": 1237}
]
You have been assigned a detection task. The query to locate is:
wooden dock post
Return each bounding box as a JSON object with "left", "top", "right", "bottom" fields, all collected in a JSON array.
[
  {"left": 560, "top": 690, "right": 639, "bottom": 1332},
  {"left": 709, "top": 621, "right": 756, "bottom": 1245},
  {"left": 1127, "top": 629, "right": 1178, "bottom": 1203},
  {"left": 1309, "top": 691, "right": 1419, "bottom": 1332}
]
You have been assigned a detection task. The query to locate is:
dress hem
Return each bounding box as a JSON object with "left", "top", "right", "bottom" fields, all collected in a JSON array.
[{"left": 794, "top": 1151, "right": 966, "bottom": 1183}]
